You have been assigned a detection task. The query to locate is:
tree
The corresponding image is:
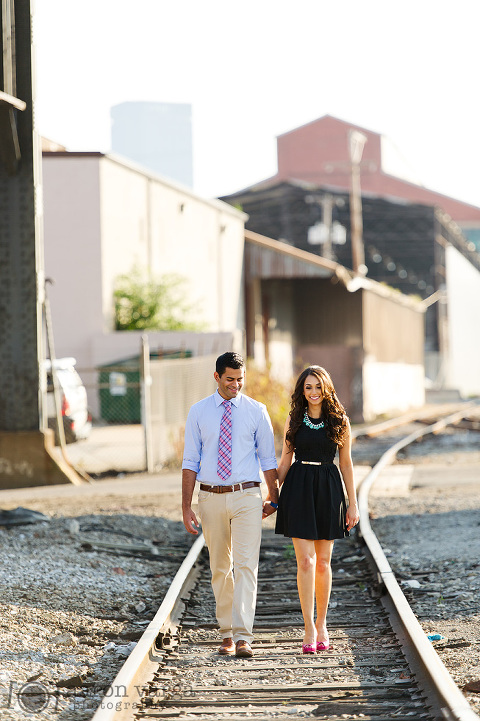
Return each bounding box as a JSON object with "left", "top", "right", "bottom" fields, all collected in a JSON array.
[{"left": 113, "top": 267, "right": 203, "bottom": 331}]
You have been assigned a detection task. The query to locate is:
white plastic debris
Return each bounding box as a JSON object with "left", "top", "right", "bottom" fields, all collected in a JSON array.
[{"left": 402, "top": 579, "right": 421, "bottom": 589}]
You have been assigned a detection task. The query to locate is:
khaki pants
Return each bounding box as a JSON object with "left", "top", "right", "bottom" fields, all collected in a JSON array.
[{"left": 198, "top": 485, "right": 263, "bottom": 643}]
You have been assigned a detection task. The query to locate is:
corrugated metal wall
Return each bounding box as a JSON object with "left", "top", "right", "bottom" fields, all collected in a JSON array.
[
  {"left": 259, "top": 278, "right": 424, "bottom": 421},
  {"left": 362, "top": 290, "right": 424, "bottom": 365},
  {"left": 292, "top": 278, "right": 363, "bottom": 347}
]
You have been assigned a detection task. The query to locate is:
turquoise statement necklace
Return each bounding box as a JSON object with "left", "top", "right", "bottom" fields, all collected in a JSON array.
[{"left": 303, "top": 410, "right": 324, "bottom": 430}]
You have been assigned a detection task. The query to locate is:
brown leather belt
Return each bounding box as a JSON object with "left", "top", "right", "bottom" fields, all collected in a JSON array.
[{"left": 199, "top": 481, "right": 261, "bottom": 494}]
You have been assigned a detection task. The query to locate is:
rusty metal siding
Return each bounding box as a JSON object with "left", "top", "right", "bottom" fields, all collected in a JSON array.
[
  {"left": 362, "top": 289, "right": 424, "bottom": 364},
  {"left": 292, "top": 278, "right": 363, "bottom": 347}
]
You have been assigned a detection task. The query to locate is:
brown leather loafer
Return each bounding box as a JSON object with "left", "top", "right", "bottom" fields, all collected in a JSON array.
[
  {"left": 218, "top": 637, "right": 235, "bottom": 655},
  {"left": 235, "top": 640, "right": 253, "bottom": 658}
]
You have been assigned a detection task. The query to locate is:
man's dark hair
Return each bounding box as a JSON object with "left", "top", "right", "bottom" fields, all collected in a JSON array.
[{"left": 216, "top": 352, "right": 245, "bottom": 377}]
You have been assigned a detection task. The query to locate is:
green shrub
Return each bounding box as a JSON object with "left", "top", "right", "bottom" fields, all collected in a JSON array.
[{"left": 113, "top": 267, "right": 204, "bottom": 331}]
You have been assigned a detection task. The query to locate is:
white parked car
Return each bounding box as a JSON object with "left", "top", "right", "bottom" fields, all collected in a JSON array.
[{"left": 45, "top": 357, "right": 92, "bottom": 443}]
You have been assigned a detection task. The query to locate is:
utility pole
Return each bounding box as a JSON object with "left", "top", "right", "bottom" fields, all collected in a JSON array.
[
  {"left": 306, "top": 193, "right": 346, "bottom": 261},
  {"left": 320, "top": 194, "right": 334, "bottom": 261},
  {"left": 348, "top": 129, "right": 367, "bottom": 275}
]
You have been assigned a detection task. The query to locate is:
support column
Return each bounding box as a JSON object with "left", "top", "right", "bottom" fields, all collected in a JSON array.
[{"left": 0, "top": 0, "right": 85, "bottom": 488}]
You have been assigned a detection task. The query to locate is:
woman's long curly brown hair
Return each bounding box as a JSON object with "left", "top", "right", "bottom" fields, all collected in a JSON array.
[{"left": 285, "top": 366, "right": 348, "bottom": 449}]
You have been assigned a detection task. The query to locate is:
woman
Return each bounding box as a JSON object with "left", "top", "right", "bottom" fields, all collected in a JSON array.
[{"left": 275, "top": 366, "right": 359, "bottom": 654}]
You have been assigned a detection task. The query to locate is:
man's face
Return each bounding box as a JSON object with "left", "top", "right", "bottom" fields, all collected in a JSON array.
[{"left": 214, "top": 367, "right": 245, "bottom": 400}]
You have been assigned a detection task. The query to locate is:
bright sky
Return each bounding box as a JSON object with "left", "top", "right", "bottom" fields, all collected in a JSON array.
[{"left": 34, "top": 0, "right": 480, "bottom": 207}]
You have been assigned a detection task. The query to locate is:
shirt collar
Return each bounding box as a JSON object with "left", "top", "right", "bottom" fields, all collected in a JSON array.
[{"left": 215, "top": 389, "right": 241, "bottom": 408}]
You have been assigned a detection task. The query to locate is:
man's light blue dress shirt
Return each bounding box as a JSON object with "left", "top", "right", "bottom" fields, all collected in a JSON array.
[{"left": 182, "top": 390, "right": 277, "bottom": 484}]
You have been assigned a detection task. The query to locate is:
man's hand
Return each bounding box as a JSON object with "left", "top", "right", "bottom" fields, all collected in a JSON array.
[
  {"left": 182, "top": 469, "right": 199, "bottom": 534},
  {"left": 183, "top": 507, "right": 200, "bottom": 535},
  {"left": 262, "top": 501, "right": 277, "bottom": 519},
  {"left": 262, "top": 468, "right": 279, "bottom": 520}
]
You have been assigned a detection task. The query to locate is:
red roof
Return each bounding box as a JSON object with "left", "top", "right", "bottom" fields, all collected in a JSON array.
[{"left": 273, "top": 115, "right": 480, "bottom": 223}]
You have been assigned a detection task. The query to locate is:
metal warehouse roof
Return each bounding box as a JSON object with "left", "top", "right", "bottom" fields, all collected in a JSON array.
[{"left": 244, "top": 229, "right": 426, "bottom": 313}]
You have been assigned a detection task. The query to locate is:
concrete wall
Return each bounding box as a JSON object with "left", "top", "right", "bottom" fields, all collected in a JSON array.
[
  {"left": 99, "top": 155, "right": 246, "bottom": 337},
  {"left": 362, "top": 288, "right": 425, "bottom": 419},
  {"left": 43, "top": 155, "right": 104, "bottom": 361},
  {"left": 90, "top": 331, "right": 235, "bottom": 368},
  {"left": 446, "top": 244, "right": 480, "bottom": 396},
  {"left": 99, "top": 159, "right": 151, "bottom": 331},
  {"left": 362, "top": 361, "right": 425, "bottom": 421},
  {"left": 101, "top": 156, "right": 244, "bottom": 331},
  {"left": 42, "top": 152, "right": 246, "bottom": 377}
]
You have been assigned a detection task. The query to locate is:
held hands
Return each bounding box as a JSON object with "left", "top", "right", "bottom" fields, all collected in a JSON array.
[
  {"left": 346, "top": 502, "right": 360, "bottom": 532},
  {"left": 183, "top": 508, "right": 200, "bottom": 535},
  {"left": 262, "top": 501, "right": 278, "bottom": 519}
]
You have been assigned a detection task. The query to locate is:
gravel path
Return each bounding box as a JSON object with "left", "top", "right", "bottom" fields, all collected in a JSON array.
[{"left": 0, "top": 424, "right": 479, "bottom": 720}]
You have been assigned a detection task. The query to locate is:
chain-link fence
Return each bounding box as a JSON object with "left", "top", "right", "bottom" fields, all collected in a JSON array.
[
  {"left": 62, "top": 363, "right": 146, "bottom": 477},
  {"left": 57, "top": 354, "right": 217, "bottom": 477}
]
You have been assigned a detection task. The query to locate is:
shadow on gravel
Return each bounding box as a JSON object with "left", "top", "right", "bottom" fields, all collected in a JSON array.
[{"left": 0, "top": 511, "right": 193, "bottom": 720}]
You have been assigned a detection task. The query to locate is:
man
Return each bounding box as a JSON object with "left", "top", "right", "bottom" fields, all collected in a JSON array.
[{"left": 182, "top": 352, "right": 278, "bottom": 658}]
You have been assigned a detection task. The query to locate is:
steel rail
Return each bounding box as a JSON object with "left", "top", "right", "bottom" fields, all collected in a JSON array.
[
  {"left": 91, "top": 534, "right": 205, "bottom": 721},
  {"left": 357, "top": 402, "right": 480, "bottom": 721},
  {"left": 351, "top": 409, "right": 421, "bottom": 439},
  {"left": 90, "top": 401, "right": 478, "bottom": 721},
  {"left": 351, "top": 400, "right": 476, "bottom": 439}
]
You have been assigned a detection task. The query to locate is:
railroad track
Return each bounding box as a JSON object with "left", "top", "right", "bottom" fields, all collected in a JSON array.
[{"left": 92, "top": 402, "right": 480, "bottom": 721}]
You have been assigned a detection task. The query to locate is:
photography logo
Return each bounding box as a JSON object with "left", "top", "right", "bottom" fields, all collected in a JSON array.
[{"left": 17, "top": 681, "right": 50, "bottom": 713}]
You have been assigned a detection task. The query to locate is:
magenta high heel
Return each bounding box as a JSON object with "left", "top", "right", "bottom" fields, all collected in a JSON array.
[
  {"left": 316, "top": 641, "right": 330, "bottom": 651},
  {"left": 302, "top": 643, "right": 316, "bottom": 654}
]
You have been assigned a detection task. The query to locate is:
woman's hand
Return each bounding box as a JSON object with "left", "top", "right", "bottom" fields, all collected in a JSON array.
[
  {"left": 346, "top": 502, "right": 359, "bottom": 531},
  {"left": 262, "top": 501, "right": 277, "bottom": 519}
]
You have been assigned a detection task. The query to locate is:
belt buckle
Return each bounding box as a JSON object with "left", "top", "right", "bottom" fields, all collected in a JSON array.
[{"left": 216, "top": 484, "right": 233, "bottom": 493}]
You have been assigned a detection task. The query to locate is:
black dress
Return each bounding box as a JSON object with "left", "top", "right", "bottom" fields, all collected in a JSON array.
[{"left": 275, "top": 417, "right": 349, "bottom": 540}]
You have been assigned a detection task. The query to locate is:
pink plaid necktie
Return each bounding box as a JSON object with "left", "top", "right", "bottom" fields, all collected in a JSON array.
[{"left": 217, "top": 400, "right": 232, "bottom": 480}]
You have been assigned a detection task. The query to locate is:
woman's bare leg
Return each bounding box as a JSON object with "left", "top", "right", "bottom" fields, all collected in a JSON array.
[
  {"left": 314, "top": 539, "right": 334, "bottom": 646},
  {"left": 292, "top": 538, "right": 317, "bottom": 646}
]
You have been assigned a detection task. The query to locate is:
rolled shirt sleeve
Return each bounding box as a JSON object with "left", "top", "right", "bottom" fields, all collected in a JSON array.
[
  {"left": 182, "top": 406, "right": 202, "bottom": 474},
  {"left": 255, "top": 404, "right": 277, "bottom": 472}
]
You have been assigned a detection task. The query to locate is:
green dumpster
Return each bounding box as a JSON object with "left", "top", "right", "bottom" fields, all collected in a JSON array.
[{"left": 98, "top": 350, "right": 192, "bottom": 424}]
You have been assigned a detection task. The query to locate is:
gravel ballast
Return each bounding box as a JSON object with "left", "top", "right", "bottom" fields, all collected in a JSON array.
[
  {"left": 0, "top": 425, "right": 479, "bottom": 719},
  {"left": 0, "top": 485, "right": 190, "bottom": 720}
]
